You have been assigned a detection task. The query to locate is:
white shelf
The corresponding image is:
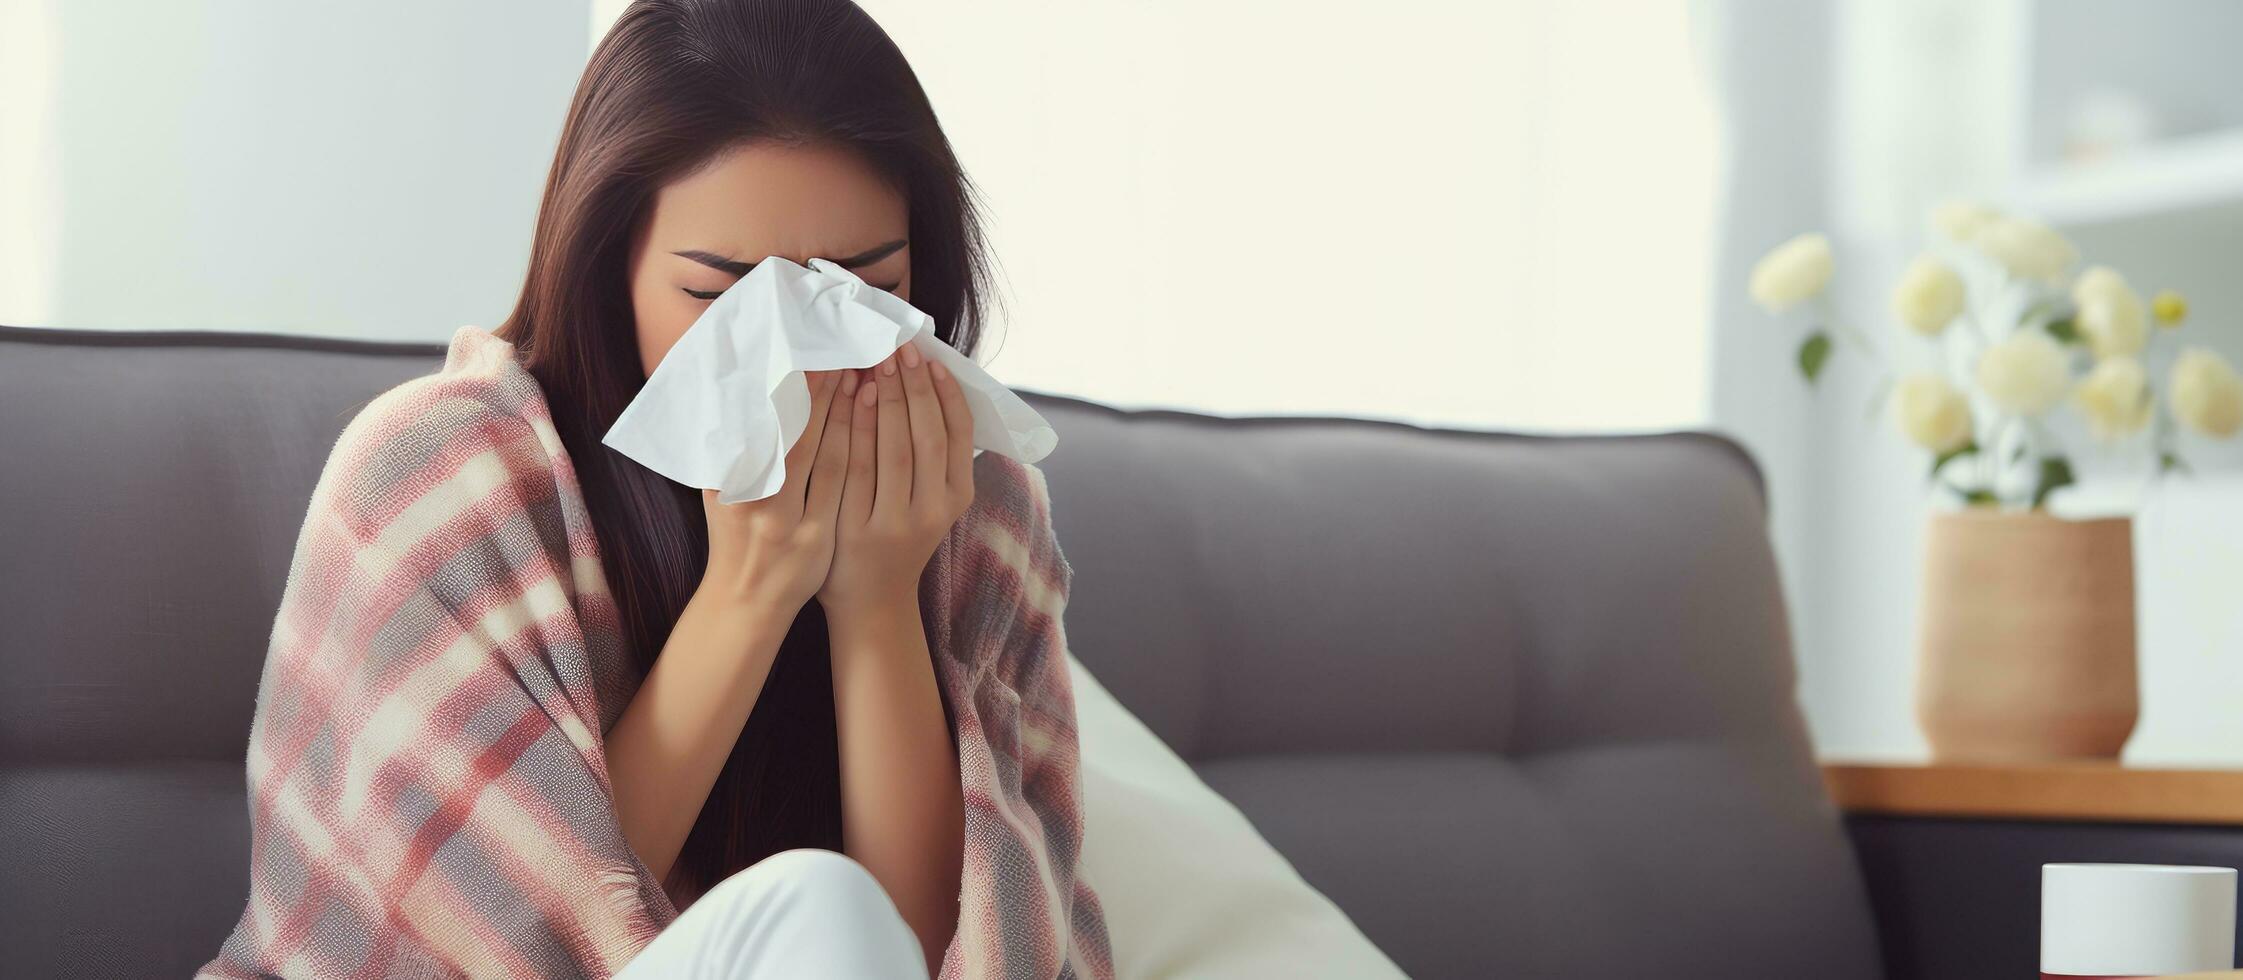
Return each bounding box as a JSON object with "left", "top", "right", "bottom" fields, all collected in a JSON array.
[{"left": 2009, "top": 127, "right": 2243, "bottom": 229}]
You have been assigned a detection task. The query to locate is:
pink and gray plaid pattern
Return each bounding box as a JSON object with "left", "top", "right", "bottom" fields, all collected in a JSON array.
[{"left": 196, "top": 325, "right": 1113, "bottom": 979}]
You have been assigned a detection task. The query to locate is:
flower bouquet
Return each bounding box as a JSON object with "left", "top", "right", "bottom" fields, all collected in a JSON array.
[{"left": 1748, "top": 204, "right": 2243, "bottom": 761}]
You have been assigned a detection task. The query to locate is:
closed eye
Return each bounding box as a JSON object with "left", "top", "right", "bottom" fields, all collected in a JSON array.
[{"left": 684, "top": 282, "right": 901, "bottom": 301}]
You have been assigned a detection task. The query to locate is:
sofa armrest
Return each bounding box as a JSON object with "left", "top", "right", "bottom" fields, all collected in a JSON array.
[{"left": 1826, "top": 763, "right": 2243, "bottom": 980}]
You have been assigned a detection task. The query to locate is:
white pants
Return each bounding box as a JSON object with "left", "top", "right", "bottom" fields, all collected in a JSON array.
[{"left": 613, "top": 848, "right": 929, "bottom": 980}]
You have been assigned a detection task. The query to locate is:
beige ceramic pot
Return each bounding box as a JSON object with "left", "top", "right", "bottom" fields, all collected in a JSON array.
[{"left": 1915, "top": 509, "right": 2138, "bottom": 762}]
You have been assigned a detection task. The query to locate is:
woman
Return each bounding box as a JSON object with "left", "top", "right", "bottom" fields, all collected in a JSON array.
[{"left": 196, "top": 1, "right": 1111, "bottom": 977}]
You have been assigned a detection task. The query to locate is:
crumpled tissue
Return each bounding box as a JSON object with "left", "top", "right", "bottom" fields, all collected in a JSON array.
[{"left": 601, "top": 255, "right": 1057, "bottom": 504}]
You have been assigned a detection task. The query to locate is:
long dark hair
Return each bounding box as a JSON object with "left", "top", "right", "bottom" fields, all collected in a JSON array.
[{"left": 494, "top": 0, "right": 997, "bottom": 906}]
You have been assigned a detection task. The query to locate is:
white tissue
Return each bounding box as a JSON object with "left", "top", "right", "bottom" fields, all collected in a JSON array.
[{"left": 601, "top": 255, "right": 1058, "bottom": 504}]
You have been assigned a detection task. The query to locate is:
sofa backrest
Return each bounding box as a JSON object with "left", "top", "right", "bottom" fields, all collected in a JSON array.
[
  {"left": 0, "top": 327, "right": 462, "bottom": 977},
  {"left": 1029, "top": 397, "right": 1883, "bottom": 979},
  {"left": 0, "top": 324, "right": 1880, "bottom": 979}
]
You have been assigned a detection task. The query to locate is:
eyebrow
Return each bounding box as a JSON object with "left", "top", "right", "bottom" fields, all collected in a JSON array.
[{"left": 671, "top": 238, "right": 907, "bottom": 277}]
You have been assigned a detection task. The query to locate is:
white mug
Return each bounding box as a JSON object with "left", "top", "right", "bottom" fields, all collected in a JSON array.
[{"left": 2042, "top": 863, "right": 2237, "bottom": 978}]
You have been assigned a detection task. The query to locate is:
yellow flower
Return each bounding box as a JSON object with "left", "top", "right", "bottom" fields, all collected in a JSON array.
[
  {"left": 1973, "top": 215, "right": 2077, "bottom": 285},
  {"left": 1892, "top": 255, "right": 1965, "bottom": 337},
  {"left": 1749, "top": 232, "right": 1834, "bottom": 313},
  {"left": 1975, "top": 330, "right": 2071, "bottom": 416},
  {"left": 2153, "top": 289, "right": 2188, "bottom": 327},
  {"left": 1893, "top": 374, "right": 1973, "bottom": 452},
  {"left": 2070, "top": 357, "right": 2153, "bottom": 441},
  {"left": 2170, "top": 348, "right": 2243, "bottom": 438},
  {"left": 1931, "top": 201, "right": 2001, "bottom": 243},
  {"left": 2070, "top": 266, "right": 2147, "bottom": 360}
]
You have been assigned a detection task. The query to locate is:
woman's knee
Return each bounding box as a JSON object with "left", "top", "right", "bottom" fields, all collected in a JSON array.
[
  {"left": 627, "top": 850, "right": 925, "bottom": 979},
  {"left": 709, "top": 847, "right": 896, "bottom": 919},
  {"left": 752, "top": 846, "right": 876, "bottom": 881}
]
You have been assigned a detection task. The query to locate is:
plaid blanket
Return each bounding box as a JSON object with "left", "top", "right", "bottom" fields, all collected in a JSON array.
[{"left": 197, "top": 325, "right": 1113, "bottom": 979}]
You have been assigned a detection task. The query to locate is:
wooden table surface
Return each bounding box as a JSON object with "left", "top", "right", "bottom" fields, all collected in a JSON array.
[{"left": 1823, "top": 761, "right": 2243, "bottom": 825}]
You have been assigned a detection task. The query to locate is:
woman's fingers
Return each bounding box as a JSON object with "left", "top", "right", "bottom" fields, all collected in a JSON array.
[
  {"left": 778, "top": 371, "right": 840, "bottom": 514},
  {"left": 928, "top": 357, "right": 974, "bottom": 501},
  {"left": 873, "top": 350, "right": 911, "bottom": 519},
  {"left": 843, "top": 365, "right": 880, "bottom": 527},
  {"left": 896, "top": 341, "right": 947, "bottom": 512},
  {"left": 806, "top": 369, "right": 856, "bottom": 521},
  {"left": 828, "top": 346, "right": 973, "bottom": 531}
]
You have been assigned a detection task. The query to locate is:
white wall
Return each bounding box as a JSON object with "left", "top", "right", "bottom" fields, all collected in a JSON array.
[
  {"left": 0, "top": 0, "right": 60, "bottom": 326},
  {"left": 1699, "top": 0, "right": 1837, "bottom": 739},
  {"left": 0, "top": 0, "right": 593, "bottom": 340}
]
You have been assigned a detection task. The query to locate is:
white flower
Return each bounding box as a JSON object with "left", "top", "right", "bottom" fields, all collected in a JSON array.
[
  {"left": 1891, "top": 255, "right": 1966, "bottom": 337},
  {"left": 1892, "top": 374, "right": 1974, "bottom": 452},
  {"left": 1971, "top": 215, "right": 2078, "bottom": 284},
  {"left": 1931, "top": 201, "right": 2001, "bottom": 243},
  {"left": 2170, "top": 347, "right": 2243, "bottom": 438},
  {"left": 2070, "top": 265, "right": 2148, "bottom": 360},
  {"left": 1975, "top": 330, "right": 2072, "bottom": 416},
  {"left": 2070, "top": 356, "right": 2153, "bottom": 441},
  {"left": 1749, "top": 232, "right": 1834, "bottom": 313}
]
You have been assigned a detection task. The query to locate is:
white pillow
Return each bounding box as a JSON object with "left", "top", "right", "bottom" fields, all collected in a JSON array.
[{"left": 1067, "top": 654, "right": 1406, "bottom": 979}]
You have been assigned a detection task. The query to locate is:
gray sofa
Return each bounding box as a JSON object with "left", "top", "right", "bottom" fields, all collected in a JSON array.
[{"left": 0, "top": 323, "right": 1961, "bottom": 978}]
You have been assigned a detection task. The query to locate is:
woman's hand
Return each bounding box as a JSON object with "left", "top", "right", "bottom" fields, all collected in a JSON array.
[
  {"left": 818, "top": 340, "right": 977, "bottom": 615},
  {"left": 698, "top": 367, "right": 858, "bottom": 616}
]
